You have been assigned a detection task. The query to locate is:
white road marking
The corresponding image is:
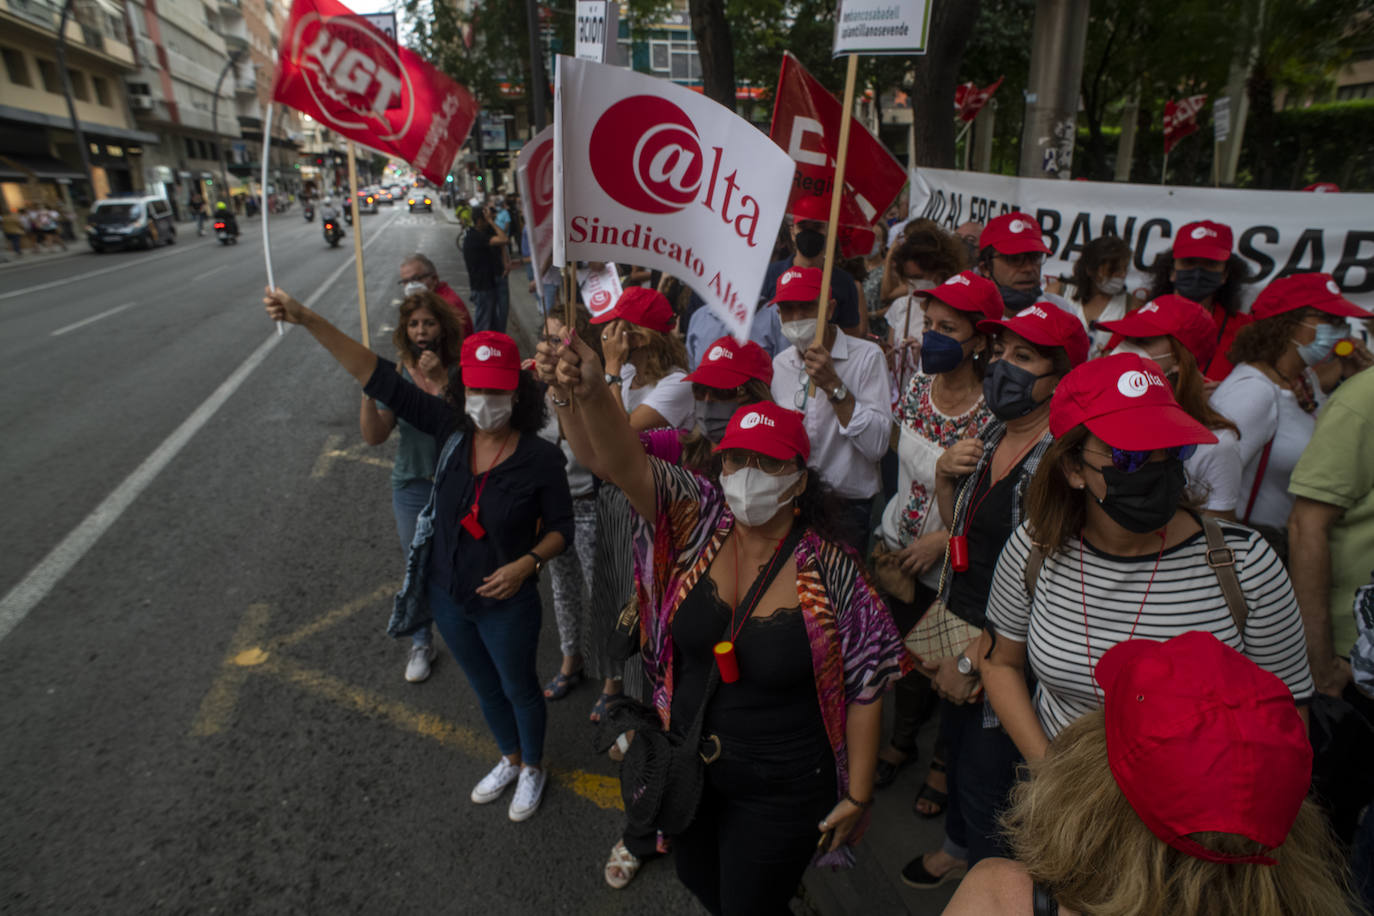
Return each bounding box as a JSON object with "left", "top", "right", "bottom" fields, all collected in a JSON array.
[
  {"left": 0, "top": 211, "right": 401, "bottom": 644},
  {"left": 0, "top": 243, "right": 207, "bottom": 302},
  {"left": 50, "top": 302, "right": 136, "bottom": 336}
]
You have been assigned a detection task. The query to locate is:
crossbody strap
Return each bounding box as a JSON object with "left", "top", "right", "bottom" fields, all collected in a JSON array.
[
  {"left": 1200, "top": 514, "right": 1247, "bottom": 635},
  {"left": 1242, "top": 437, "right": 1274, "bottom": 524}
]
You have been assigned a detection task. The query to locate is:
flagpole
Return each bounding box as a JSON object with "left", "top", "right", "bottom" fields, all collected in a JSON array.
[
  {"left": 809, "top": 52, "right": 859, "bottom": 399},
  {"left": 1161, "top": 150, "right": 1169, "bottom": 186},
  {"left": 346, "top": 142, "right": 369, "bottom": 349},
  {"left": 261, "top": 103, "right": 282, "bottom": 336},
  {"left": 564, "top": 261, "right": 574, "bottom": 334}
]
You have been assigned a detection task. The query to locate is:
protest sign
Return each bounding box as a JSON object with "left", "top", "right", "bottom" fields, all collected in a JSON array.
[
  {"left": 554, "top": 56, "right": 794, "bottom": 342},
  {"left": 575, "top": 0, "right": 618, "bottom": 63},
  {"left": 515, "top": 126, "right": 554, "bottom": 279},
  {"left": 1164, "top": 95, "right": 1207, "bottom": 154},
  {"left": 578, "top": 262, "right": 624, "bottom": 317},
  {"left": 832, "top": 0, "right": 932, "bottom": 55},
  {"left": 910, "top": 166, "right": 1374, "bottom": 308}
]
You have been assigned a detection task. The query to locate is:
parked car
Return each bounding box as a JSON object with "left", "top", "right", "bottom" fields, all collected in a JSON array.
[
  {"left": 86, "top": 196, "right": 176, "bottom": 252},
  {"left": 407, "top": 193, "right": 433, "bottom": 213}
]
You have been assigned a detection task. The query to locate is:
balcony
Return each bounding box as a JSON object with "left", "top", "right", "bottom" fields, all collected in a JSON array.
[
  {"left": 1, "top": 0, "right": 135, "bottom": 68},
  {"left": 218, "top": 0, "right": 241, "bottom": 16},
  {"left": 233, "top": 70, "right": 257, "bottom": 97}
]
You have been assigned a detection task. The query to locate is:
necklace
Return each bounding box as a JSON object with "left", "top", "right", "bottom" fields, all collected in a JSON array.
[{"left": 1080, "top": 528, "right": 1167, "bottom": 702}]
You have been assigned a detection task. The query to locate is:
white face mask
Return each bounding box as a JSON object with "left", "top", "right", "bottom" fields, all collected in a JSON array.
[
  {"left": 403, "top": 281, "right": 428, "bottom": 297},
  {"left": 908, "top": 278, "right": 937, "bottom": 292},
  {"left": 465, "top": 392, "right": 514, "bottom": 431},
  {"left": 1114, "top": 340, "right": 1174, "bottom": 374},
  {"left": 780, "top": 318, "right": 818, "bottom": 352},
  {"left": 1098, "top": 275, "right": 1127, "bottom": 296},
  {"left": 721, "top": 467, "right": 804, "bottom": 527}
]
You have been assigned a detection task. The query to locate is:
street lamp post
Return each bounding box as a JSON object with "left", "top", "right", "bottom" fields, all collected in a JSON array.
[
  {"left": 524, "top": 0, "right": 547, "bottom": 133},
  {"left": 210, "top": 49, "right": 244, "bottom": 200},
  {"left": 55, "top": 0, "right": 95, "bottom": 204}
]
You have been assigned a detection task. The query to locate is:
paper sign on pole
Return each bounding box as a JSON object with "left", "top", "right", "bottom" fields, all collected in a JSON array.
[
  {"left": 832, "top": 0, "right": 933, "bottom": 56},
  {"left": 359, "top": 11, "right": 396, "bottom": 42},
  {"left": 1214, "top": 97, "right": 1231, "bottom": 144},
  {"left": 575, "top": 0, "right": 618, "bottom": 63},
  {"left": 909, "top": 166, "right": 1374, "bottom": 309},
  {"left": 553, "top": 56, "right": 794, "bottom": 343},
  {"left": 515, "top": 125, "right": 554, "bottom": 278},
  {"left": 578, "top": 262, "right": 624, "bottom": 316}
]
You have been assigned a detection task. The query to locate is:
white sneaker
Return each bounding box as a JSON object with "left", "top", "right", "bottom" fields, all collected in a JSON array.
[
  {"left": 405, "top": 644, "right": 436, "bottom": 683},
  {"left": 508, "top": 766, "right": 547, "bottom": 821},
  {"left": 470, "top": 758, "right": 520, "bottom": 804}
]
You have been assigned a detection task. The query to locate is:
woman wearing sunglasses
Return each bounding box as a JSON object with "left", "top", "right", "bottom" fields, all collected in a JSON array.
[
  {"left": 979, "top": 353, "right": 1313, "bottom": 766},
  {"left": 542, "top": 334, "right": 908, "bottom": 916}
]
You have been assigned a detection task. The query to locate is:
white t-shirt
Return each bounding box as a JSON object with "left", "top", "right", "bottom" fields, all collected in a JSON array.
[
  {"left": 621, "top": 365, "right": 695, "bottom": 431},
  {"left": 1208, "top": 363, "right": 1314, "bottom": 527},
  {"left": 1185, "top": 429, "right": 1243, "bottom": 513},
  {"left": 986, "top": 521, "right": 1314, "bottom": 739},
  {"left": 1056, "top": 287, "right": 1132, "bottom": 356},
  {"left": 885, "top": 294, "right": 925, "bottom": 347}
]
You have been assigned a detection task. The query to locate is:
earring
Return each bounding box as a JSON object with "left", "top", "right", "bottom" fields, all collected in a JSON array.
[{"left": 793, "top": 505, "right": 801, "bottom": 518}]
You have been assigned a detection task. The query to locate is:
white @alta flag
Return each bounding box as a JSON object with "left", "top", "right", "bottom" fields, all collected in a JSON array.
[
  {"left": 515, "top": 125, "right": 554, "bottom": 278},
  {"left": 553, "top": 55, "right": 793, "bottom": 343}
]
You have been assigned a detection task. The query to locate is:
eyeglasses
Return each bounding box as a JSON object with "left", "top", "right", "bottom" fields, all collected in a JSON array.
[
  {"left": 720, "top": 450, "right": 795, "bottom": 475},
  {"left": 1082, "top": 444, "right": 1198, "bottom": 474},
  {"left": 793, "top": 367, "right": 812, "bottom": 410},
  {"left": 994, "top": 252, "right": 1045, "bottom": 270},
  {"left": 399, "top": 272, "right": 434, "bottom": 285}
]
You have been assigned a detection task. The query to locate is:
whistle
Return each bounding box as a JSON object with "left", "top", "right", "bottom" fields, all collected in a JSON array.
[
  {"left": 949, "top": 535, "right": 969, "bottom": 572},
  {"left": 714, "top": 641, "right": 740, "bottom": 683},
  {"left": 1334, "top": 339, "right": 1355, "bottom": 358}
]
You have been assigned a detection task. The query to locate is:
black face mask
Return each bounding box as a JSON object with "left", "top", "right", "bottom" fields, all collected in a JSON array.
[
  {"left": 408, "top": 339, "right": 439, "bottom": 359},
  {"left": 795, "top": 227, "right": 826, "bottom": 259},
  {"left": 694, "top": 399, "right": 738, "bottom": 444},
  {"left": 982, "top": 360, "right": 1054, "bottom": 420},
  {"left": 1094, "top": 458, "right": 1186, "bottom": 534},
  {"left": 997, "top": 283, "right": 1042, "bottom": 312},
  {"left": 1173, "top": 267, "right": 1224, "bottom": 302}
]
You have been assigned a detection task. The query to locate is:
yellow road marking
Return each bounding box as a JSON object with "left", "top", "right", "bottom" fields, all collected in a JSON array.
[
  {"left": 190, "top": 602, "right": 270, "bottom": 737},
  {"left": 274, "top": 582, "right": 396, "bottom": 649},
  {"left": 310, "top": 433, "right": 392, "bottom": 479}
]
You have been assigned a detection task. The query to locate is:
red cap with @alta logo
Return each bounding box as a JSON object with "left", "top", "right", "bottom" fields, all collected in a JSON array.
[
  {"left": 1049, "top": 352, "right": 1217, "bottom": 449},
  {"left": 1097, "top": 294, "right": 1221, "bottom": 368},
  {"left": 1250, "top": 272, "right": 1373, "bottom": 321},
  {"left": 978, "top": 302, "right": 1092, "bottom": 367},
  {"left": 917, "top": 270, "right": 1003, "bottom": 323},
  {"left": 770, "top": 266, "right": 826, "bottom": 305},
  {"left": 1095, "top": 631, "right": 1312, "bottom": 867},
  {"left": 978, "top": 212, "right": 1052, "bottom": 255},
  {"left": 461, "top": 330, "right": 521, "bottom": 390},
  {"left": 684, "top": 337, "right": 774, "bottom": 389},
  {"left": 714, "top": 401, "right": 810, "bottom": 463},
  {"left": 589, "top": 286, "right": 676, "bottom": 333},
  {"left": 1172, "top": 220, "right": 1233, "bottom": 262}
]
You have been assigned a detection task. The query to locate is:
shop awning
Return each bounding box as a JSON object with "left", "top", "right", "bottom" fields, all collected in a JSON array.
[{"left": 0, "top": 153, "right": 85, "bottom": 180}]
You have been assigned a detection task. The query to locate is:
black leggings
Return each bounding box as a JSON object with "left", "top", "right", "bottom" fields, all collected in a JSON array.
[{"left": 673, "top": 740, "right": 837, "bottom": 916}]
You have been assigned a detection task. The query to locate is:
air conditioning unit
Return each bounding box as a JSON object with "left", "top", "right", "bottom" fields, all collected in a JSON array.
[{"left": 131, "top": 95, "right": 155, "bottom": 111}]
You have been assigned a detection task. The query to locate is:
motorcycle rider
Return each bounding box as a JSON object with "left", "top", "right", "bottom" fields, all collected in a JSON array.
[
  {"left": 321, "top": 197, "right": 344, "bottom": 243},
  {"left": 214, "top": 199, "right": 239, "bottom": 237}
]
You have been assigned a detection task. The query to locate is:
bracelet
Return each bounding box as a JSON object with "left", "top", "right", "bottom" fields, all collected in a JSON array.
[
  {"left": 843, "top": 791, "right": 873, "bottom": 810},
  {"left": 525, "top": 551, "right": 544, "bottom": 574},
  {"left": 550, "top": 393, "right": 571, "bottom": 408}
]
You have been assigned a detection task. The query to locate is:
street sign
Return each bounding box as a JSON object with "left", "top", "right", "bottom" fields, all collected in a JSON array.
[
  {"left": 575, "top": 0, "right": 617, "bottom": 63},
  {"left": 1214, "top": 97, "right": 1231, "bottom": 144},
  {"left": 360, "top": 11, "right": 397, "bottom": 43},
  {"left": 832, "top": 0, "right": 932, "bottom": 56}
]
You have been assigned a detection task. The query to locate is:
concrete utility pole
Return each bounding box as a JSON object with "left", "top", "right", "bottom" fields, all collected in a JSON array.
[
  {"left": 55, "top": 0, "right": 95, "bottom": 202},
  {"left": 1018, "top": 0, "right": 1091, "bottom": 180},
  {"left": 525, "top": 0, "right": 547, "bottom": 132},
  {"left": 211, "top": 50, "right": 244, "bottom": 199}
]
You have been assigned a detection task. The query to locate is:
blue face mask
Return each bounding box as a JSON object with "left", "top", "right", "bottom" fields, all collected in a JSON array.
[
  {"left": 1295, "top": 322, "right": 1345, "bottom": 366},
  {"left": 997, "top": 283, "right": 1042, "bottom": 312},
  {"left": 920, "top": 330, "right": 971, "bottom": 374}
]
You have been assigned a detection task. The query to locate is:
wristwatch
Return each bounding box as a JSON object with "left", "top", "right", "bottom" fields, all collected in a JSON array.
[
  {"left": 526, "top": 551, "right": 545, "bottom": 574},
  {"left": 956, "top": 653, "right": 974, "bottom": 676},
  {"left": 604, "top": 372, "right": 622, "bottom": 385},
  {"left": 828, "top": 382, "right": 849, "bottom": 403}
]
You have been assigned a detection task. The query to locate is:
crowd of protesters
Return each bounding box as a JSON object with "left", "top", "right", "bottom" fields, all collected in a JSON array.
[
  {"left": 264, "top": 195, "right": 1374, "bottom": 915},
  {"left": 1, "top": 202, "right": 73, "bottom": 259}
]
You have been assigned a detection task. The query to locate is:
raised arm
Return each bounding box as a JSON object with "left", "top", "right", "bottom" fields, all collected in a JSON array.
[{"left": 263, "top": 287, "right": 377, "bottom": 385}]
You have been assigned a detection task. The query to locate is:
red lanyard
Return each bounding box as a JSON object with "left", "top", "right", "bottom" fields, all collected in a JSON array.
[
  {"left": 471, "top": 432, "right": 514, "bottom": 505},
  {"left": 963, "top": 427, "right": 1045, "bottom": 531},
  {"left": 1081, "top": 528, "right": 1166, "bottom": 702},
  {"left": 727, "top": 531, "right": 788, "bottom": 642}
]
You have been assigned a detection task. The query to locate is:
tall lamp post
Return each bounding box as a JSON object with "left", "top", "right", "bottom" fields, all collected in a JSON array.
[
  {"left": 210, "top": 49, "right": 244, "bottom": 200},
  {"left": 55, "top": 0, "right": 95, "bottom": 205}
]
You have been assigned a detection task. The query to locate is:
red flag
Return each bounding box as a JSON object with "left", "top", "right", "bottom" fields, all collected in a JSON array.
[
  {"left": 954, "top": 77, "right": 1003, "bottom": 123},
  {"left": 1163, "top": 95, "right": 1207, "bottom": 154},
  {"left": 768, "top": 52, "right": 906, "bottom": 259},
  {"left": 272, "top": 0, "right": 477, "bottom": 184}
]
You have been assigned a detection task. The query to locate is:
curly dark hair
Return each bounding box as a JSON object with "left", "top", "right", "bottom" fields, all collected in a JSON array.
[
  {"left": 1069, "top": 236, "right": 1131, "bottom": 304},
  {"left": 1227, "top": 308, "right": 1312, "bottom": 366},
  {"left": 1143, "top": 251, "right": 1250, "bottom": 316},
  {"left": 391, "top": 291, "right": 465, "bottom": 368},
  {"left": 447, "top": 369, "right": 548, "bottom": 436},
  {"left": 892, "top": 218, "right": 967, "bottom": 282}
]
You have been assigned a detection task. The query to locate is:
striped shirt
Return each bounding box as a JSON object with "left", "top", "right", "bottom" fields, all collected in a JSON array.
[{"left": 986, "top": 519, "right": 1314, "bottom": 739}]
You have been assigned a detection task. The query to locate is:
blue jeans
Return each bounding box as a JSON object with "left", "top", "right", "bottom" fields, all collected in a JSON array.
[
  {"left": 940, "top": 698, "right": 1022, "bottom": 865},
  {"left": 392, "top": 481, "right": 434, "bottom": 649},
  {"left": 471, "top": 282, "right": 509, "bottom": 333},
  {"left": 539, "top": 282, "right": 560, "bottom": 315},
  {"left": 427, "top": 582, "right": 546, "bottom": 766}
]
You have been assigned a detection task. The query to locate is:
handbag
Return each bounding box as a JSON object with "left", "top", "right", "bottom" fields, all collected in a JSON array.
[
  {"left": 904, "top": 483, "right": 981, "bottom": 670},
  {"left": 606, "top": 591, "right": 640, "bottom": 662}
]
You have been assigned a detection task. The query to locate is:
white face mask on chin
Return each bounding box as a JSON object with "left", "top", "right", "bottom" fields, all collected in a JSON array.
[
  {"left": 403, "top": 281, "right": 428, "bottom": 297},
  {"left": 465, "top": 392, "right": 514, "bottom": 431},
  {"left": 780, "top": 318, "right": 818, "bottom": 352},
  {"left": 721, "top": 467, "right": 804, "bottom": 527}
]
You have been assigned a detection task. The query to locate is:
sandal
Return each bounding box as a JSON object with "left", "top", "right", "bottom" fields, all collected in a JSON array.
[
  {"left": 899, "top": 852, "right": 967, "bottom": 889},
  {"left": 604, "top": 840, "right": 642, "bottom": 890},
  {"left": 543, "top": 669, "right": 584, "bottom": 700},
  {"left": 589, "top": 691, "right": 617, "bottom": 724},
  {"left": 875, "top": 747, "right": 916, "bottom": 789},
  {"left": 913, "top": 759, "right": 948, "bottom": 819}
]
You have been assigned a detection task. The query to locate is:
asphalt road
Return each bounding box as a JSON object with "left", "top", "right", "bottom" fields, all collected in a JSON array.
[{"left": 0, "top": 207, "right": 709, "bottom": 914}]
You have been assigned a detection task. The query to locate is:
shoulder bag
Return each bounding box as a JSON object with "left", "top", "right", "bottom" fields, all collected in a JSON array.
[{"left": 904, "top": 482, "right": 982, "bottom": 669}]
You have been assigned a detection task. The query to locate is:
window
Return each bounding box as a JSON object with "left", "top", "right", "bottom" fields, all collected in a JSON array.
[
  {"left": 1336, "top": 82, "right": 1374, "bottom": 101},
  {"left": 71, "top": 70, "right": 89, "bottom": 101},
  {"left": 185, "top": 137, "right": 197, "bottom": 158},
  {"left": 649, "top": 41, "right": 669, "bottom": 72},
  {"left": 2, "top": 47, "right": 30, "bottom": 86},
  {"left": 670, "top": 49, "right": 699, "bottom": 81},
  {"left": 37, "top": 58, "right": 61, "bottom": 93},
  {"left": 92, "top": 75, "right": 109, "bottom": 105},
  {"left": 128, "top": 81, "right": 150, "bottom": 95}
]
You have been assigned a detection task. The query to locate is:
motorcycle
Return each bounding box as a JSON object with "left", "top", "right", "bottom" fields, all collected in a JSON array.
[
  {"left": 323, "top": 219, "right": 343, "bottom": 248},
  {"left": 303, "top": 204, "right": 315, "bottom": 222},
  {"left": 343, "top": 206, "right": 353, "bottom": 225},
  {"left": 214, "top": 218, "right": 239, "bottom": 245}
]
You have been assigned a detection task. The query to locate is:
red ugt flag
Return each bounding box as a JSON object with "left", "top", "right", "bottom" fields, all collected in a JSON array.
[
  {"left": 954, "top": 77, "right": 1003, "bottom": 123},
  {"left": 769, "top": 52, "right": 906, "bottom": 259},
  {"left": 1163, "top": 95, "right": 1207, "bottom": 155},
  {"left": 272, "top": 0, "right": 477, "bottom": 184}
]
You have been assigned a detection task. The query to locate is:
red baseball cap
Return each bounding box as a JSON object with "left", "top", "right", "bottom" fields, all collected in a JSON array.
[
  {"left": 917, "top": 270, "right": 1003, "bottom": 323},
  {"left": 979, "top": 302, "right": 1092, "bottom": 367},
  {"left": 590, "top": 286, "right": 675, "bottom": 333},
  {"left": 715, "top": 401, "right": 810, "bottom": 463},
  {"left": 461, "top": 331, "right": 520, "bottom": 390},
  {"left": 1049, "top": 352, "right": 1217, "bottom": 449},
  {"left": 978, "top": 212, "right": 1051, "bottom": 255},
  {"left": 684, "top": 337, "right": 774, "bottom": 389},
  {"left": 1172, "top": 220, "right": 1233, "bottom": 262},
  {"left": 1250, "top": 272, "right": 1373, "bottom": 321},
  {"left": 770, "top": 266, "right": 825, "bottom": 305},
  {"left": 1095, "top": 631, "right": 1312, "bottom": 866},
  {"left": 790, "top": 194, "right": 830, "bottom": 224},
  {"left": 1097, "top": 295, "right": 1220, "bottom": 368}
]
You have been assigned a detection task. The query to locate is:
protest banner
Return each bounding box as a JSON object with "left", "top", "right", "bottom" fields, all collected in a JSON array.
[
  {"left": 910, "top": 166, "right": 1374, "bottom": 309},
  {"left": 553, "top": 56, "right": 794, "bottom": 342},
  {"left": 515, "top": 126, "right": 554, "bottom": 278},
  {"left": 578, "top": 262, "right": 624, "bottom": 317},
  {"left": 833, "top": 0, "right": 932, "bottom": 56}
]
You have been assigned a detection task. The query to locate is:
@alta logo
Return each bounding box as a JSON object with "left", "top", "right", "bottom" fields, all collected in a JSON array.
[
  {"left": 1008, "top": 219, "right": 1026, "bottom": 233},
  {"left": 590, "top": 96, "right": 704, "bottom": 215},
  {"left": 708, "top": 345, "right": 732, "bottom": 362},
  {"left": 1327, "top": 279, "right": 1341, "bottom": 295},
  {"left": 475, "top": 345, "right": 497, "bottom": 361},
  {"left": 1190, "top": 226, "right": 1215, "bottom": 239},
  {"left": 739, "top": 411, "right": 774, "bottom": 430},
  {"left": 1117, "top": 370, "right": 1158, "bottom": 398}
]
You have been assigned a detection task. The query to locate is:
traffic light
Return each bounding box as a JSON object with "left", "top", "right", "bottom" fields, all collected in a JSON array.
[{"left": 445, "top": 175, "right": 453, "bottom": 183}]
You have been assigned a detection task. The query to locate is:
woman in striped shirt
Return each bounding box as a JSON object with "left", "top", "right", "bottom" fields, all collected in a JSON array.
[{"left": 981, "top": 353, "right": 1313, "bottom": 761}]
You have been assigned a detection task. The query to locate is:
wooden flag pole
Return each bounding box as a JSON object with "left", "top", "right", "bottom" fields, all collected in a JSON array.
[
  {"left": 564, "top": 261, "right": 575, "bottom": 335},
  {"left": 807, "top": 52, "right": 859, "bottom": 401},
  {"left": 1161, "top": 149, "right": 1169, "bottom": 186},
  {"left": 346, "top": 142, "right": 369, "bottom": 348}
]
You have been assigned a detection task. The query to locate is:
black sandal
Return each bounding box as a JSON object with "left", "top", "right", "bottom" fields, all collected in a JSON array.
[
  {"left": 913, "top": 759, "right": 948, "bottom": 819},
  {"left": 874, "top": 747, "right": 917, "bottom": 789}
]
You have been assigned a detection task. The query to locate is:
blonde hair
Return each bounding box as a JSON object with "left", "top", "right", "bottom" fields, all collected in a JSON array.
[
  {"left": 1003, "top": 711, "right": 1356, "bottom": 916},
  {"left": 630, "top": 327, "right": 688, "bottom": 386}
]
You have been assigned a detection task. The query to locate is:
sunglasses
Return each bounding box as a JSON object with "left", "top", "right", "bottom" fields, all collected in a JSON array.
[
  {"left": 720, "top": 450, "right": 795, "bottom": 475},
  {"left": 1082, "top": 444, "right": 1197, "bottom": 474}
]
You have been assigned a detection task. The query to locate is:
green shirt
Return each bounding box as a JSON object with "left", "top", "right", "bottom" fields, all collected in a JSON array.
[
  {"left": 1288, "top": 367, "right": 1374, "bottom": 653},
  {"left": 378, "top": 366, "right": 439, "bottom": 490}
]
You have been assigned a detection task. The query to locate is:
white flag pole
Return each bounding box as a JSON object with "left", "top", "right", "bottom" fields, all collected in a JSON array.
[{"left": 261, "top": 103, "right": 281, "bottom": 335}]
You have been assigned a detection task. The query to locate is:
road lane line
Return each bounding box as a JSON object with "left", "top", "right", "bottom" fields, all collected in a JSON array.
[
  {"left": 0, "top": 211, "right": 402, "bottom": 644},
  {"left": 0, "top": 243, "right": 207, "bottom": 301},
  {"left": 50, "top": 301, "right": 136, "bottom": 336},
  {"left": 190, "top": 603, "right": 271, "bottom": 737}
]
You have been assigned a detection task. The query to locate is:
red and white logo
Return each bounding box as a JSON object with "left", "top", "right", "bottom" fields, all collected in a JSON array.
[
  {"left": 589, "top": 289, "right": 612, "bottom": 310},
  {"left": 476, "top": 345, "right": 501, "bottom": 361},
  {"left": 589, "top": 96, "right": 703, "bottom": 214},
  {"left": 1009, "top": 219, "right": 1027, "bottom": 234},
  {"left": 945, "top": 274, "right": 970, "bottom": 287},
  {"left": 1190, "top": 226, "right": 1215, "bottom": 240},
  {"left": 527, "top": 137, "right": 555, "bottom": 226},
  {"left": 1117, "top": 369, "right": 1165, "bottom": 398},
  {"left": 291, "top": 14, "right": 413, "bottom": 141},
  {"left": 1139, "top": 303, "right": 1160, "bottom": 315},
  {"left": 1017, "top": 305, "right": 1050, "bottom": 320},
  {"left": 1327, "top": 279, "right": 1341, "bottom": 295},
  {"left": 739, "top": 411, "right": 775, "bottom": 430},
  {"left": 707, "top": 344, "right": 732, "bottom": 362}
]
